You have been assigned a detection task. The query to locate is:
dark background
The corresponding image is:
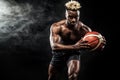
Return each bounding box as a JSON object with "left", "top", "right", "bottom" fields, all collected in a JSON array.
[{"left": 0, "top": 0, "right": 117, "bottom": 80}]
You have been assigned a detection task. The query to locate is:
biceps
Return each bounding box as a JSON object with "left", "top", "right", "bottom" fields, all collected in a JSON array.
[{"left": 50, "top": 33, "right": 61, "bottom": 47}]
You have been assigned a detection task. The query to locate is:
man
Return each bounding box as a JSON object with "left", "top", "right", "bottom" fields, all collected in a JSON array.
[{"left": 48, "top": 1, "right": 92, "bottom": 80}]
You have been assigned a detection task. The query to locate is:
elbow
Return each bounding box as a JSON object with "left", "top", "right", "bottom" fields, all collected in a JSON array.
[
  {"left": 51, "top": 46, "right": 56, "bottom": 50},
  {"left": 51, "top": 44, "right": 58, "bottom": 50}
]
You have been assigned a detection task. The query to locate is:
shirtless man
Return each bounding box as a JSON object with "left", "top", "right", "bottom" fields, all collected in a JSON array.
[{"left": 48, "top": 1, "right": 92, "bottom": 80}]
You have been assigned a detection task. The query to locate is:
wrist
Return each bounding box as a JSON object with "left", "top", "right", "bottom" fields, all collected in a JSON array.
[{"left": 72, "top": 45, "right": 79, "bottom": 50}]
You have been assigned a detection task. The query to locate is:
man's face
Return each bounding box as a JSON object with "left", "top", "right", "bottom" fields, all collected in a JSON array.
[{"left": 66, "top": 10, "right": 79, "bottom": 26}]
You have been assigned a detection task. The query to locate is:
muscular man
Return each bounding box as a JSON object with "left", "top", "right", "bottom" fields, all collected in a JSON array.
[{"left": 48, "top": 1, "right": 92, "bottom": 80}]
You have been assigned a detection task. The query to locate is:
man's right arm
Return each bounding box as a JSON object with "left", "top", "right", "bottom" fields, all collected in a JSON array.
[{"left": 49, "top": 23, "right": 89, "bottom": 51}]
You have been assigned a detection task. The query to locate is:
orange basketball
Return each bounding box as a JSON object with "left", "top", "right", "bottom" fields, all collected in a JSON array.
[{"left": 82, "top": 31, "right": 105, "bottom": 51}]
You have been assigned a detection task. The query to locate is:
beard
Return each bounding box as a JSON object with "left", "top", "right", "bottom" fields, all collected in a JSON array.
[
  {"left": 67, "top": 20, "right": 77, "bottom": 26},
  {"left": 70, "top": 22, "right": 76, "bottom": 25}
]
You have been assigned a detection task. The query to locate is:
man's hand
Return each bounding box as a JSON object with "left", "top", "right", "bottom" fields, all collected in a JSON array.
[{"left": 73, "top": 40, "right": 91, "bottom": 50}]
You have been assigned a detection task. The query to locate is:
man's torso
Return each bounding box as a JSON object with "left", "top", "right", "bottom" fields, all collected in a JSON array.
[{"left": 55, "top": 20, "right": 89, "bottom": 45}]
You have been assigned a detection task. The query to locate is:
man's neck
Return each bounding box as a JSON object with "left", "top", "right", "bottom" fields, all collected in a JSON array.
[{"left": 66, "top": 21, "right": 78, "bottom": 30}]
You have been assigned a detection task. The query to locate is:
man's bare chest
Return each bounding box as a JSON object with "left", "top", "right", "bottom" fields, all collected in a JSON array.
[{"left": 60, "top": 27, "right": 82, "bottom": 41}]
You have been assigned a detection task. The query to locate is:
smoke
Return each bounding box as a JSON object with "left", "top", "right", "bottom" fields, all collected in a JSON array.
[
  {"left": 0, "top": 0, "right": 34, "bottom": 41},
  {"left": 0, "top": 0, "right": 66, "bottom": 51}
]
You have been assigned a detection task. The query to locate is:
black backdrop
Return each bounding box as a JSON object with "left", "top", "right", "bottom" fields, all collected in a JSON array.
[{"left": 0, "top": 0, "right": 117, "bottom": 80}]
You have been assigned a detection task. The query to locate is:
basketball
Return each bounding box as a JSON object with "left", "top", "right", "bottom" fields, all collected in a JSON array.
[{"left": 82, "top": 31, "right": 105, "bottom": 51}]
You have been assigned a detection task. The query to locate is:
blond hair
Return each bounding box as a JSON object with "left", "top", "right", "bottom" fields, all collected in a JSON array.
[{"left": 65, "top": 0, "right": 81, "bottom": 10}]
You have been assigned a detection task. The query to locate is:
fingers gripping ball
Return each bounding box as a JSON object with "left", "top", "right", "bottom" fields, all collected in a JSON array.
[{"left": 82, "top": 31, "right": 105, "bottom": 51}]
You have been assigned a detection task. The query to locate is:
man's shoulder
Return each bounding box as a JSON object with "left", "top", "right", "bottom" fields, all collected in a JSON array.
[
  {"left": 50, "top": 20, "right": 66, "bottom": 32},
  {"left": 78, "top": 21, "right": 92, "bottom": 32}
]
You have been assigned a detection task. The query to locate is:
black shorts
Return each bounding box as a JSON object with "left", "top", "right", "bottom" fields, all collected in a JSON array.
[{"left": 50, "top": 51, "right": 81, "bottom": 67}]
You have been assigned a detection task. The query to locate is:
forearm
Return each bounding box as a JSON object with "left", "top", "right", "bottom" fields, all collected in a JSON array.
[{"left": 51, "top": 43, "right": 78, "bottom": 51}]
